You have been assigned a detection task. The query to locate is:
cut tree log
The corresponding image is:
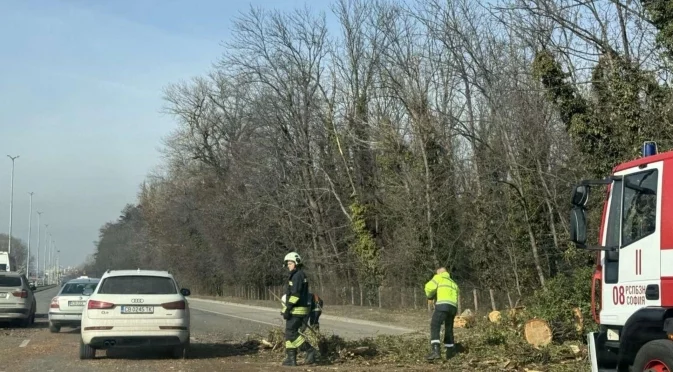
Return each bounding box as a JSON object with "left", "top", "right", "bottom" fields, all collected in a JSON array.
[
  {"left": 573, "top": 307, "right": 584, "bottom": 333},
  {"left": 524, "top": 318, "right": 553, "bottom": 347},
  {"left": 488, "top": 310, "right": 502, "bottom": 323},
  {"left": 454, "top": 309, "right": 476, "bottom": 328}
]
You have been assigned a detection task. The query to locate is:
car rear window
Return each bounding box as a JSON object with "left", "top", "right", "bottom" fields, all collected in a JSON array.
[
  {"left": 61, "top": 282, "right": 98, "bottom": 295},
  {"left": 0, "top": 276, "right": 22, "bottom": 287},
  {"left": 97, "top": 276, "right": 177, "bottom": 295}
]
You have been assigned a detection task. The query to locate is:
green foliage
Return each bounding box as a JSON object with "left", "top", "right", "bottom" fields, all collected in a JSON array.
[
  {"left": 643, "top": 0, "right": 673, "bottom": 59},
  {"left": 526, "top": 266, "right": 597, "bottom": 340},
  {"left": 349, "top": 201, "right": 383, "bottom": 291},
  {"left": 532, "top": 50, "right": 590, "bottom": 127},
  {"left": 533, "top": 47, "right": 673, "bottom": 179}
]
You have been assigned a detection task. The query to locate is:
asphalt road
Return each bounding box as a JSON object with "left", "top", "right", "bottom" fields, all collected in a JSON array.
[
  {"left": 188, "top": 297, "right": 415, "bottom": 340},
  {"left": 0, "top": 286, "right": 417, "bottom": 372}
]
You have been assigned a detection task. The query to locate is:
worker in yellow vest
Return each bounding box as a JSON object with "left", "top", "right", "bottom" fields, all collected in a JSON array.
[{"left": 424, "top": 267, "right": 459, "bottom": 360}]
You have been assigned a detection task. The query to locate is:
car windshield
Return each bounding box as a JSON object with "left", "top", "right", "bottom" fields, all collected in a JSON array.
[
  {"left": 0, "top": 276, "right": 22, "bottom": 287},
  {"left": 97, "top": 276, "right": 177, "bottom": 295},
  {"left": 60, "top": 282, "right": 98, "bottom": 295}
]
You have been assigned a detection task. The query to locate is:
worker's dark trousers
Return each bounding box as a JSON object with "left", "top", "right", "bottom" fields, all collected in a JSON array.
[
  {"left": 285, "top": 315, "right": 310, "bottom": 350},
  {"left": 430, "top": 304, "right": 457, "bottom": 345}
]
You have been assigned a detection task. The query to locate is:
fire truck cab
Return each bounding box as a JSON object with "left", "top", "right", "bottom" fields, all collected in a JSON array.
[{"left": 570, "top": 141, "right": 673, "bottom": 372}]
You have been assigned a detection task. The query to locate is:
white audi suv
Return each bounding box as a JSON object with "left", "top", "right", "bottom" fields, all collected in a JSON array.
[{"left": 79, "top": 269, "right": 191, "bottom": 359}]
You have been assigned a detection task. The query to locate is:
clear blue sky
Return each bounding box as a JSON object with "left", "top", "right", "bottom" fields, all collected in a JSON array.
[{"left": 0, "top": 0, "right": 334, "bottom": 269}]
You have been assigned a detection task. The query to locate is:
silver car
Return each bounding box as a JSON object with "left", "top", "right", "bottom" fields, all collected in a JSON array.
[
  {"left": 48, "top": 276, "right": 99, "bottom": 333},
  {"left": 0, "top": 271, "right": 36, "bottom": 327}
]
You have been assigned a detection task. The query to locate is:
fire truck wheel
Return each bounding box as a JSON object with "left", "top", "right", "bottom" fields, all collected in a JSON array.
[{"left": 632, "top": 339, "right": 673, "bottom": 372}]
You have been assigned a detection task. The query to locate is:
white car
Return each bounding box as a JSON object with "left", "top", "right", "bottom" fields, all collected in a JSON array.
[
  {"left": 0, "top": 271, "right": 36, "bottom": 326},
  {"left": 79, "top": 269, "right": 191, "bottom": 360},
  {"left": 48, "top": 276, "right": 100, "bottom": 333}
]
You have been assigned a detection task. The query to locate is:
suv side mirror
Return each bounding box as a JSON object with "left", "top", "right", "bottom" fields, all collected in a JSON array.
[
  {"left": 571, "top": 185, "right": 589, "bottom": 207},
  {"left": 82, "top": 288, "right": 94, "bottom": 296},
  {"left": 29, "top": 284, "right": 36, "bottom": 291},
  {"left": 180, "top": 288, "right": 191, "bottom": 297},
  {"left": 570, "top": 207, "right": 587, "bottom": 247}
]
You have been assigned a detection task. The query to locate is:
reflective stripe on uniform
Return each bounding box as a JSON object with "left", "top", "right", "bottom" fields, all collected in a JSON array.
[
  {"left": 290, "top": 306, "right": 309, "bottom": 315},
  {"left": 285, "top": 334, "right": 305, "bottom": 349}
]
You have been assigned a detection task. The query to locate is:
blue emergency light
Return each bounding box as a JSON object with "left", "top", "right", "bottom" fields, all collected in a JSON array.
[{"left": 643, "top": 141, "right": 658, "bottom": 157}]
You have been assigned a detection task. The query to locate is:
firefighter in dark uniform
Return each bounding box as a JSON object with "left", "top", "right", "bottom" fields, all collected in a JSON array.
[
  {"left": 424, "top": 267, "right": 459, "bottom": 360},
  {"left": 280, "top": 252, "right": 317, "bottom": 366}
]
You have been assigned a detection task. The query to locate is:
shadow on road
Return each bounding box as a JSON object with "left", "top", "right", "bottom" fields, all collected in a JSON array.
[
  {"left": 188, "top": 342, "right": 260, "bottom": 359},
  {"left": 28, "top": 321, "right": 49, "bottom": 329},
  {"left": 101, "top": 341, "right": 261, "bottom": 360}
]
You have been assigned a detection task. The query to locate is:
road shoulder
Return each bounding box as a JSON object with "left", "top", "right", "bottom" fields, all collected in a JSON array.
[{"left": 188, "top": 297, "right": 418, "bottom": 333}]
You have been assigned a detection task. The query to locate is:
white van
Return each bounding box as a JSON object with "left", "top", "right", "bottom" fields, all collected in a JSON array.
[{"left": 0, "top": 252, "right": 17, "bottom": 272}]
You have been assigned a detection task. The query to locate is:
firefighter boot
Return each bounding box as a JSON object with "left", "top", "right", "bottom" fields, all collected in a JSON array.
[
  {"left": 425, "top": 343, "right": 441, "bottom": 361},
  {"left": 445, "top": 346, "right": 456, "bottom": 360},
  {"left": 282, "top": 348, "right": 297, "bottom": 366},
  {"left": 300, "top": 342, "right": 317, "bottom": 364}
]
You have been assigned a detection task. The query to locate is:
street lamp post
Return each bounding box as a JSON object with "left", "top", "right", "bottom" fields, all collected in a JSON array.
[
  {"left": 48, "top": 235, "right": 52, "bottom": 284},
  {"left": 7, "top": 155, "right": 18, "bottom": 255},
  {"left": 36, "top": 212, "right": 42, "bottom": 280},
  {"left": 50, "top": 237, "right": 55, "bottom": 285},
  {"left": 43, "top": 225, "right": 48, "bottom": 283},
  {"left": 56, "top": 249, "right": 60, "bottom": 284},
  {"left": 26, "top": 192, "right": 33, "bottom": 276}
]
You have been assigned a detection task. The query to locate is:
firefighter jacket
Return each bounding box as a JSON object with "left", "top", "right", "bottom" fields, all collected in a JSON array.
[
  {"left": 424, "top": 271, "right": 459, "bottom": 307},
  {"left": 282, "top": 268, "right": 311, "bottom": 316}
]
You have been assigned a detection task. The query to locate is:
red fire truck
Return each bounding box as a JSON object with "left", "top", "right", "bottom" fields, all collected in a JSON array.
[{"left": 570, "top": 141, "right": 673, "bottom": 371}]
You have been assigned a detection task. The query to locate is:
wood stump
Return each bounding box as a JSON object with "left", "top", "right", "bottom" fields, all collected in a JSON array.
[{"left": 524, "top": 318, "right": 553, "bottom": 347}]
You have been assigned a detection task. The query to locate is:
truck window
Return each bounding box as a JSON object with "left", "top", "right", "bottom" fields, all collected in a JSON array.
[{"left": 621, "top": 170, "right": 658, "bottom": 246}]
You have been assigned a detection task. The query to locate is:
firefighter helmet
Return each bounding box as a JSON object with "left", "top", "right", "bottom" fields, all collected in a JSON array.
[{"left": 284, "top": 252, "right": 302, "bottom": 265}]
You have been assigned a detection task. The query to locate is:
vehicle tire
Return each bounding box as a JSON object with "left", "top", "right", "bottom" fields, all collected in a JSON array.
[
  {"left": 48, "top": 322, "right": 60, "bottom": 333},
  {"left": 18, "top": 315, "right": 30, "bottom": 328},
  {"left": 171, "top": 339, "right": 189, "bottom": 359},
  {"left": 79, "top": 339, "right": 96, "bottom": 360},
  {"left": 632, "top": 339, "right": 673, "bottom": 372}
]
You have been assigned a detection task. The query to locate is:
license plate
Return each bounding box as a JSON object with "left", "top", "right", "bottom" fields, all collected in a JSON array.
[
  {"left": 121, "top": 305, "right": 154, "bottom": 314},
  {"left": 0, "top": 293, "right": 6, "bottom": 299},
  {"left": 68, "top": 301, "right": 85, "bottom": 306}
]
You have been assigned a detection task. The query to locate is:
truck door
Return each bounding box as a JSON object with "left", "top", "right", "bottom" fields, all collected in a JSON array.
[{"left": 601, "top": 161, "right": 661, "bottom": 327}]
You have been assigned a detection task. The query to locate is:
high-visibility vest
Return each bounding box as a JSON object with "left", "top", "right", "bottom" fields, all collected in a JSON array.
[{"left": 424, "top": 272, "right": 459, "bottom": 307}]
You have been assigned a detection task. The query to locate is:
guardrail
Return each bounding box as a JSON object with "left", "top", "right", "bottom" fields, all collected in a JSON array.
[{"left": 33, "top": 285, "right": 56, "bottom": 293}]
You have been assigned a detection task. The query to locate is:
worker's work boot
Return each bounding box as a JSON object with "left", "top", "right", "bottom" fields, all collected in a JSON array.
[
  {"left": 445, "top": 346, "right": 456, "bottom": 359},
  {"left": 425, "top": 343, "right": 441, "bottom": 361},
  {"left": 282, "top": 348, "right": 297, "bottom": 366}
]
